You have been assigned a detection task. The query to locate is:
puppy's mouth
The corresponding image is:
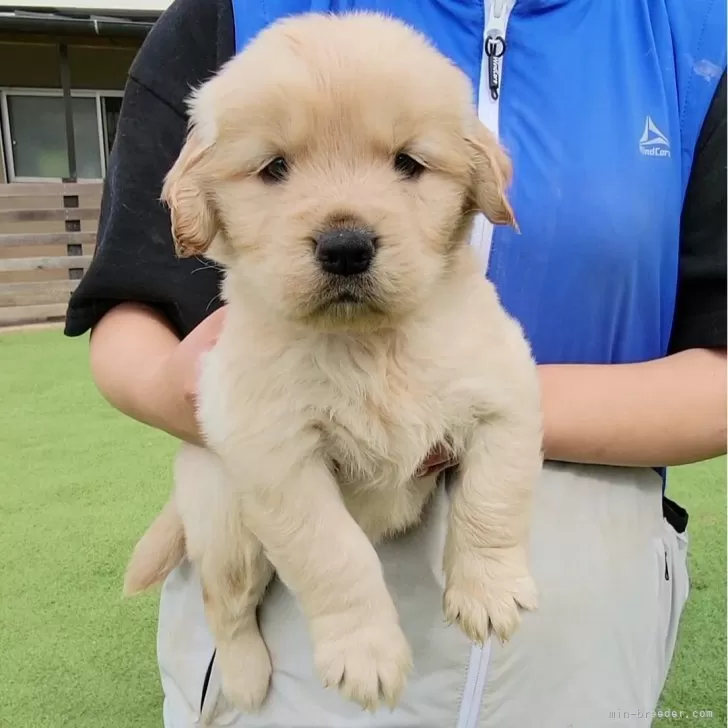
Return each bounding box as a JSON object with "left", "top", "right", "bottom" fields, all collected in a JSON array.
[
  {"left": 331, "top": 290, "right": 363, "bottom": 304},
  {"left": 309, "top": 276, "right": 385, "bottom": 318}
]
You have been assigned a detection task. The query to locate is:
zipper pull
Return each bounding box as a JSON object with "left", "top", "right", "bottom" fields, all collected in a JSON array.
[
  {"left": 484, "top": 0, "right": 512, "bottom": 101},
  {"left": 485, "top": 34, "right": 506, "bottom": 100}
]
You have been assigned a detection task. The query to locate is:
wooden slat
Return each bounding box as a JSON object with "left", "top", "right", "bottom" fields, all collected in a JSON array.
[
  {"left": 0, "top": 193, "right": 102, "bottom": 209},
  {"left": 0, "top": 195, "right": 99, "bottom": 211},
  {"left": 0, "top": 183, "right": 103, "bottom": 197},
  {"left": 0, "top": 302, "right": 68, "bottom": 326},
  {"left": 0, "top": 208, "right": 99, "bottom": 223},
  {"left": 0, "top": 255, "right": 93, "bottom": 272},
  {"left": 0, "top": 182, "right": 100, "bottom": 324},
  {"left": 0, "top": 280, "right": 79, "bottom": 307},
  {"left": 0, "top": 232, "right": 97, "bottom": 247}
]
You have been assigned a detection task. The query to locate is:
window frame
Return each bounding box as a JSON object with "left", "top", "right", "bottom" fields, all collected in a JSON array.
[
  {"left": 0, "top": 87, "right": 124, "bottom": 183},
  {"left": 100, "top": 94, "right": 124, "bottom": 165}
]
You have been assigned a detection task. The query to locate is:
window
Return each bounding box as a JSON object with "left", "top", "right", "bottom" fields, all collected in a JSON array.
[
  {"left": 6, "top": 95, "right": 101, "bottom": 179},
  {"left": 102, "top": 96, "right": 123, "bottom": 158},
  {"left": 0, "top": 89, "right": 124, "bottom": 181}
]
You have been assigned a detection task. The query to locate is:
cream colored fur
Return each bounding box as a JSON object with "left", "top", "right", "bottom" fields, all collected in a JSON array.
[{"left": 123, "top": 11, "right": 543, "bottom": 714}]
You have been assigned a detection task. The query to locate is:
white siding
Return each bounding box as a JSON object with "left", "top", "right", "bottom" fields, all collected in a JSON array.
[{"left": 0, "top": 0, "right": 171, "bottom": 14}]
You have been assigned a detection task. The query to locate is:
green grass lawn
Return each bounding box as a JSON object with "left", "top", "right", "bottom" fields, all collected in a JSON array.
[{"left": 1, "top": 328, "right": 725, "bottom": 727}]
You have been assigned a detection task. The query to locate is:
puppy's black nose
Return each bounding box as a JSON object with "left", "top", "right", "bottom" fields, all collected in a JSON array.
[{"left": 314, "top": 228, "right": 376, "bottom": 276}]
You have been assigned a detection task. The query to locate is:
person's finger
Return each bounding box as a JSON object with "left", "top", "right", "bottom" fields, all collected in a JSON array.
[{"left": 414, "top": 455, "right": 456, "bottom": 478}]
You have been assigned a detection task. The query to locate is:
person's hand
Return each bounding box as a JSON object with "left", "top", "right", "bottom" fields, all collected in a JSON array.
[
  {"left": 178, "top": 306, "right": 228, "bottom": 408},
  {"left": 148, "top": 305, "right": 228, "bottom": 444},
  {"left": 415, "top": 442, "right": 457, "bottom": 478}
]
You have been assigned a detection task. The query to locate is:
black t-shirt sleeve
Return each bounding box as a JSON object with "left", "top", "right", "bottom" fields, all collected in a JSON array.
[
  {"left": 63, "top": 0, "right": 234, "bottom": 339},
  {"left": 668, "top": 71, "right": 727, "bottom": 354},
  {"left": 67, "top": 2, "right": 725, "bottom": 351}
]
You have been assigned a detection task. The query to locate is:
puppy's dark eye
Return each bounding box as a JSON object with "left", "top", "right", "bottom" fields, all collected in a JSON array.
[
  {"left": 259, "top": 156, "right": 289, "bottom": 184},
  {"left": 394, "top": 153, "right": 424, "bottom": 180}
]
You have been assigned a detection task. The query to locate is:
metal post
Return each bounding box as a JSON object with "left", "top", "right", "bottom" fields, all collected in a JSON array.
[
  {"left": 58, "top": 42, "right": 77, "bottom": 183},
  {"left": 0, "top": 125, "right": 7, "bottom": 183}
]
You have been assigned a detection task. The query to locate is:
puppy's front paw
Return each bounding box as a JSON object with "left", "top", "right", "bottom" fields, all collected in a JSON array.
[
  {"left": 444, "top": 546, "right": 538, "bottom": 645},
  {"left": 314, "top": 620, "right": 413, "bottom": 711},
  {"left": 217, "top": 629, "right": 272, "bottom": 713}
]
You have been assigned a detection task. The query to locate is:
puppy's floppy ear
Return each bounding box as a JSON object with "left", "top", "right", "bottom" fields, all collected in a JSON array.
[
  {"left": 161, "top": 128, "right": 218, "bottom": 258},
  {"left": 465, "top": 121, "right": 518, "bottom": 230}
]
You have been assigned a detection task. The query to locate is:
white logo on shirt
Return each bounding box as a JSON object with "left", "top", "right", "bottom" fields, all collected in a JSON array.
[{"left": 639, "top": 116, "right": 671, "bottom": 158}]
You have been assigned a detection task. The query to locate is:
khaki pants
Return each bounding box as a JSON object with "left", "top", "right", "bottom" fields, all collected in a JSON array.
[{"left": 157, "top": 463, "right": 689, "bottom": 728}]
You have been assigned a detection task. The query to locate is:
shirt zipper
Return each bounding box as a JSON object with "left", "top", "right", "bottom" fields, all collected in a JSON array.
[
  {"left": 485, "top": 4, "right": 508, "bottom": 100},
  {"left": 459, "top": 10, "right": 517, "bottom": 726},
  {"left": 470, "top": 0, "right": 516, "bottom": 270},
  {"left": 477, "top": 0, "right": 515, "bottom": 135}
]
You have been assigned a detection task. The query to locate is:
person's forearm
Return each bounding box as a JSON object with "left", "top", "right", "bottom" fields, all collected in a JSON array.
[
  {"left": 89, "top": 302, "right": 201, "bottom": 444},
  {"left": 540, "top": 348, "right": 727, "bottom": 467}
]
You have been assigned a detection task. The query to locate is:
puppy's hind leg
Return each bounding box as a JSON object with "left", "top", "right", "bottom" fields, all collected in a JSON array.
[
  {"left": 176, "top": 444, "right": 275, "bottom": 713},
  {"left": 199, "top": 528, "right": 274, "bottom": 713}
]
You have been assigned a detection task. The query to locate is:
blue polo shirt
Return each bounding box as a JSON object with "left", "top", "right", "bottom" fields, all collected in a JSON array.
[{"left": 228, "top": 0, "right": 725, "bottom": 367}]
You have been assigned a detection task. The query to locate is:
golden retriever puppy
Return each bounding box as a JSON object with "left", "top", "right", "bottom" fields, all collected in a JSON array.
[{"left": 124, "top": 10, "right": 543, "bottom": 715}]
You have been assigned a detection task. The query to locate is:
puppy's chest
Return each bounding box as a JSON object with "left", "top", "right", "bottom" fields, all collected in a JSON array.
[{"left": 303, "top": 351, "right": 461, "bottom": 485}]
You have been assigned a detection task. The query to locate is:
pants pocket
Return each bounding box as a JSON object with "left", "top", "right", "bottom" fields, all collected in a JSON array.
[
  {"left": 158, "top": 563, "right": 242, "bottom": 728},
  {"left": 652, "top": 520, "right": 690, "bottom": 704},
  {"left": 199, "top": 650, "right": 243, "bottom": 727}
]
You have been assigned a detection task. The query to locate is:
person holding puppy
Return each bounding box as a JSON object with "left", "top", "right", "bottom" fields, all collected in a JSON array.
[{"left": 64, "top": 0, "right": 726, "bottom": 726}]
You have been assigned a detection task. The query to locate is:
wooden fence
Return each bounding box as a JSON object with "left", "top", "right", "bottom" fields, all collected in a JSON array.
[{"left": 0, "top": 182, "right": 101, "bottom": 327}]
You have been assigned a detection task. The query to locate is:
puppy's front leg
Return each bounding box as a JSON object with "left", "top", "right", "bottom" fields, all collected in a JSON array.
[
  {"left": 237, "top": 453, "right": 412, "bottom": 711},
  {"left": 444, "top": 401, "right": 542, "bottom": 645}
]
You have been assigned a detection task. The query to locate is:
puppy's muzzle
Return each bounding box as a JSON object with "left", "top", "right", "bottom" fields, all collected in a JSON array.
[{"left": 314, "top": 228, "right": 377, "bottom": 277}]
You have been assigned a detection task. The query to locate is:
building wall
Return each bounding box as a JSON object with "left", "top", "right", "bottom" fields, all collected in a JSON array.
[
  {"left": 0, "top": 41, "right": 139, "bottom": 90},
  {"left": 0, "top": 35, "right": 143, "bottom": 182},
  {"left": 0, "top": 0, "right": 171, "bottom": 13}
]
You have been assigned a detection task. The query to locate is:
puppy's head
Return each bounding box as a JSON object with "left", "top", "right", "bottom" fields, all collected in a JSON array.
[{"left": 162, "top": 12, "right": 515, "bottom": 330}]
